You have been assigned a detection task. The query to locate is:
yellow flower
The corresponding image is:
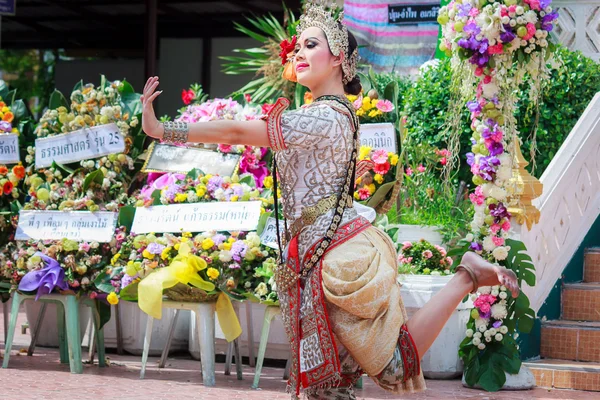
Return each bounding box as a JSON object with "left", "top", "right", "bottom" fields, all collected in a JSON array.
[
  {"left": 202, "top": 238, "right": 215, "bottom": 250},
  {"left": 389, "top": 154, "right": 399, "bottom": 166},
  {"left": 175, "top": 193, "right": 188, "bottom": 203},
  {"left": 11, "top": 128, "right": 19, "bottom": 134},
  {"left": 263, "top": 176, "right": 273, "bottom": 189},
  {"left": 374, "top": 174, "right": 384, "bottom": 184},
  {"left": 371, "top": 99, "right": 380, "bottom": 108},
  {"left": 354, "top": 191, "right": 360, "bottom": 200},
  {"left": 174, "top": 243, "right": 181, "bottom": 251},
  {"left": 362, "top": 96, "right": 372, "bottom": 111},
  {"left": 346, "top": 94, "right": 358, "bottom": 102},
  {"left": 356, "top": 108, "right": 365, "bottom": 117},
  {"left": 182, "top": 232, "right": 192, "bottom": 238},
  {"left": 111, "top": 253, "right": 121, "bottom": 266},
  {"left": 368, "top": 109, "right": 379, "bottom": 118},
  {"left": 196, "top": 185, "right": 207, "bottom": 198},
  {"left": 359, "top": 146, "right": 372, "bottom": 161},
  {"left": 107, "top": 292, "right": 119, "bottom": 305},
  {"left": 142, "top": 249, "right": 153, "bottom": 259},
  {"left": 207, "top": 267, "right": 220, "bottom": 280},
  {"left": 356, "top": 176, "right": 362, "bottom": 185},
  {"left": 161, "top": 247, "right": 171, "bottom": 260},
  {"left": 367, "top": 183, "right": 376, "bottom": 194},
  {"left": 230, "top": 195, "right": 239, "bottom": 202}
]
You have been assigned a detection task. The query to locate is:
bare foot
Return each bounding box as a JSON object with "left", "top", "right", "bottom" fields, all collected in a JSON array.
[{"left": 461, "top": 252, "right": 520, "bottom": 298}]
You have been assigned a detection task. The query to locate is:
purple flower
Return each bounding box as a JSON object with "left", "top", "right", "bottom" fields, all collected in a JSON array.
[
  {"left": 229, "top": 263, "right": 241, "bottom": 270},
  {"left": 479, "top": 310, "right": 491, "bottom": 319},
  {"left": 540, "top": 0, "right": 552, "bottom": 9},
  {"left": 467, "top": 100, "right": 482, "bottom": 114},
  {"left": 470, "top": 138, "right": 477, "bottom": 145},
  {"left": 0, "top": 121, "right": 12, "bottom": 132},
  {"left": 470, "top": 52, "right": 490, "bottom": 67},
  {"left": 163, "top": 184, "right": 181, "bottom": 201},
  {"left": 470, "top": 242, "right": 483, "bottom": 252},
  {"left": 479, "top": 156, "right": 501, "bottom": 181},
  {"left": 231, "top": 241, "right": 248, "bottom": 262},
  {"left": 541, "top": 11, "right": 558, "bottom": 31},
  {"left": 457, "top": 3, "right": 472, "bottom": 17},
  {"left": 121, "top": 274, "right": 135, "bottom": 289},
  {"left": 490, "top": 202, "right": 511, "bottom": 220},
  {"left": 458, "top": 37, "right": 478, "bottom": 51},
  {"left": 233, "top": 185, "right": 244, "bottom": 197},
  {"left": 464, "top": 22, "right": 481, "bottom": 36},
  {"left": 466, "top": 152, "right": 476, "bottom": 166},
  {"left": 500, "top": 25, "right": 516, "bottom": 43},
  {"left": 488, "top": 141, "right": 504, "bottom": 156},
  {"left": 493, "top": 320, "right": 503, "bottom": 328},
  {"left": 212, "top": 234, "right": 227, "bottom": 246},
  {"left": 146, "top": 242, "right": 166, "bottom": 255},
  {"left": 207, "top": 176, "right": 224, "bottom": 193},
  {"left": 482, "top": 127, "right": 492, "bottom": 140}
]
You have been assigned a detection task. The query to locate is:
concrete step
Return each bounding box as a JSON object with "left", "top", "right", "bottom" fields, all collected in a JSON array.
[
  {"left": 541, "top": 320, "right": 600, "bottom": 362},
  {"left": 562, "top": 283, "right": 600, "bottom": 322},
  {"left": 524, "top": 359, "right": 600, "bottom": 391},
  {"left": 585, "top": 248, "right": 600, "bottom": 283}
]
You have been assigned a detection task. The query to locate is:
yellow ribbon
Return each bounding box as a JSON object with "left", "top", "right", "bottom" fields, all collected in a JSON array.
[{"left": 138, "top": 243, "right": 242, "bottom": 342}]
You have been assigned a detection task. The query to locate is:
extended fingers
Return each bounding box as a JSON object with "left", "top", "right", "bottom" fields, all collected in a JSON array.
[
  {"left": 144, "top": 76, "right": 158, "bottom": 94},
  {"left": 145, "top": 80, "right": 160, "bottom": 99},
  {"left": 147, "top": 90, "right": 162, "bottom": 103}
]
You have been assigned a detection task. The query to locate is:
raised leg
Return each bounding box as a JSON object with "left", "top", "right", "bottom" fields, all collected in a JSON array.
[
  {"left": 56, "top": 303, "right": 69, "bottom": 364},
  {"left": 2, "top": 292, "right": 24, "bottom": 368},
  {"left": 140, "top": 315, "right": 154, "bottom": 379},
  {"left": 27, "top": 301, "right": 48, "bottom": 356},
  {"left": 252, "top": 306, "right": 278, "bottom": 389},
  {"left": 63, "top": 295, "right": 83, "bottom": 374},
  {"left": 245, "top": 302, "right": 255, "bottom": 367},
  {"left": 406, "top": 251, "right": 519, "bottom": 358},
  {"left": 158, "top": 309, "right": 180, "bottom": 369},
  {"left": 197, "top": 302, "right": 215, "bottom": 387}
]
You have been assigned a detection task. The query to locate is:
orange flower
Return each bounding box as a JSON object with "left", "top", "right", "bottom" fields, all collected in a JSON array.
[
  {"left": 304, "top": 92, "right": 314, "bottom": 105},
  {"left": 3, "top": 180, "right": 13, "bottom": 195},
  {"left": 2, "top": 112, "right": 14, "bottom": 123},
  {"left": 12, "top": 164, "right": 25, "bottom": 180},
  {"left": 0, "top": 166, "right": 8, "bottom": 175},
  {"left": 0, "top": 102, "right": 5, "bottom": 108}
]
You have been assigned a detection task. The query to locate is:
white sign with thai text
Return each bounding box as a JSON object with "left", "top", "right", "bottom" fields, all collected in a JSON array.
[
  {"left": 0, "top": 133, "right": 20, "bottom": 164},
  {"left": 16, "top": 210, "right": 118, "bottom": 242},
  {"left": 131, "top": 201, "right": 263, "bottom": 234},
  {"left": 260, "top": 217, "right": 285, "bottom": 249},
  {"left": 35, "top": 123, "right": 125, "bottom": 168},
  {"left": 359, "top": 123, "right": 397, "bottom": 154}
]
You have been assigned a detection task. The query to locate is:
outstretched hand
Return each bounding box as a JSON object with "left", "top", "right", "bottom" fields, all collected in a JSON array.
[{"left": 140, "top": 76, "right": 163, "bottom": 139}]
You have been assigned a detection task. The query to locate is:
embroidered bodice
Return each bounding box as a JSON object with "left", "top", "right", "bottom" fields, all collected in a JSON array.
[{"left": 265, "top": 97, "right": 361, "bottom": 257}]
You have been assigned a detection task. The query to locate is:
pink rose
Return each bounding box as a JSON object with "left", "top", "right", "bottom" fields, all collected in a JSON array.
[
  {"left": 469, "top": 186, "right": 485, "bottom": 206},
  {"left": 402, "top": 241, "right": 412, "bottom": 250},
  {"left": 479, "top": 303, "right": 491, "bottom": 314},
  {"left": 502, "top": 220, "right": 511, "bottom": 231},
  {"left": 417, "top": 164, "right": 426, "bottom": 173},
  {"left": 406, "top": 257, "right": 413, "bottom": 264},
  {"left": 488, "top": 44, "right": 504, "bottom": 55},
  {"left": 375, "top": 99, "right": 394, "bottom": 113},
  {"left": 492, "top": 236, "right": 505, "bottom": 246},
  {"left": 434, "top": 245, "right": 447, "bottom": 257},
  {"left": 79, "top": 242, "right": 91, "bottom": 252},
  {"left": 406, "top": 167, "right": 413, "bottom": 176},
  {"left": 353, "top": 95, "right": 363, "bottom": 111},
  {"left": 89, "top": 292, "right": 98, "bottom": 300},
  {"left": 446, "top": 256, "right": 453, "bottom": 265},
  {"left": 422, "top": 250, "right": 433, "bottom": 259},
  {"left": 490, "top": 224, "right": 501, "bottom": 234}
]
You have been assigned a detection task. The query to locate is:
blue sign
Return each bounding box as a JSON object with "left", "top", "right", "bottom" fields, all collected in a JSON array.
[{"left": 0, "top": 0, "right": 16, "bottom": 16}]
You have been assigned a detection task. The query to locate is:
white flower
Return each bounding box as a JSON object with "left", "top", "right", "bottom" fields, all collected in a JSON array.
[
  {"left": 472, "top": 337, "right": 481, "bottom": 346},
  {"left": 485, "top": 336, "right": 492, "bottom": 342},
  {"left": 478, "top": 343, "right": 486, "bottom": 350},
  {"left": 500, "top": 326, "right": 508, "bottom": 334},
  {"left": 495, "top": 333, "right": 504, "bottom": 341},
  {"left": 470, "top": 293, "right": 478, "bottom": 302},
  {"left": 484, "top": 330, "right": 491, "bottom": 338},
  {"left": 492, "top": 246, "right": 509, "bottom": 261},
  {"left": 489, "top": 328, "right": 497, "bottom": 336},
  {"left": 524, "top": 10, "right": 538, "bottom": 24},
  {"left": 218, "top": 250, "right": 233, "bottom": 263},
  {"left": 491, "top": 289, "right": 500, "bottom": 297},
  {"left": 466, "top": 233, "right": 474, "bottom": 242},
  {"left": 516, "top": 6, "right": 524, "bottom": 15},
  {"left": 246, "top": 232, "right": 262, "bottom": 248},
  {"left": 491, "top": 303, "right": 508, "bottom": 320},
  {"left": 482, "top": 81, "right": 500, "bottom": 98},
  {"left": 483, "top": 236, "right": 496, "bottom": 252},
  {"left": 466, "top": 329, "right": 474, "bottom": 338},
  {"left": 497, "top": 166, "right": 512, "bottom": 181},
  {"left": 509, "top": 19, "right": 517, "bottom": 27},
  {"left": 499, "top": 291, "right": 508, "bottom": 300},
  {"left": 474, "top": 332, "right": 482, "bottom": 339},
  {"left": 489, "top": 186, "right": 508, "bottom": 201},
  {"left": 476, "top": 318, "right": 489, "bottom": 331},
  {"left": 501, "top": 16, "right": 510, "bottom": 24},
  {"left": 479, "top": 286, "right": 492, "bottom": 295}
]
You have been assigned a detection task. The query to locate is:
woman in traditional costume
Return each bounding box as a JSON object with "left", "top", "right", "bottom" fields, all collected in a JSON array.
[{"left": 140, "top": 3, "right": 520, "bottom": 399}]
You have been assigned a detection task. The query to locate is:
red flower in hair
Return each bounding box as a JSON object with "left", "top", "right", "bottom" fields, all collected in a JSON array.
[
  {"left": 181, "top": 89, "right": 195, "bottom": 105},
  {"left": 279, "top": 36, "right": 297, "bottom": 65}
]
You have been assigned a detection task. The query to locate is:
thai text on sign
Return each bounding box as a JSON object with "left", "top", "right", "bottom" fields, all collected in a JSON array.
[
  {"left": 388, "top": 3, "right": 440, "bottom": 25},
  {"left": 131, "top": 201, "right": 263, "bottom": 234},
  {"left": 0, "top": 134, "right": 20, "bottom": 164},
  {"left": 35, "top": 123, "right": 125, "bottom": 168},
  {"left": 260, "top": 217, "right": 285, "bottom": 249},
  {"left": 16, "top": 211, "right": 118, "bottom": 242},
  {"left": 359, "top": 123, "right": 397, "bottom": 153}
]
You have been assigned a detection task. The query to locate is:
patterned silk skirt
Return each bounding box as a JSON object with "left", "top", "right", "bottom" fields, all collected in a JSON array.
[{"left": 308, "top": 225, "right": 427, "bottom": 398}]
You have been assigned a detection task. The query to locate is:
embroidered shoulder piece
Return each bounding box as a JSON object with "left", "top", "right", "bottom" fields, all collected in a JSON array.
[{"left": 263, "top": 97, "right": 290, "bottom": 151}]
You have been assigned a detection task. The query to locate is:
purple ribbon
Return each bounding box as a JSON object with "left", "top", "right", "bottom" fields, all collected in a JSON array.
[{"left": 18, "top": 253, "right": 69, "bottom": 300}]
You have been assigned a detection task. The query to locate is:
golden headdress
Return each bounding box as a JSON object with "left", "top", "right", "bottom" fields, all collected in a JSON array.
[{"left": 297, "top": 1, "right": 358, "bottom": 85}]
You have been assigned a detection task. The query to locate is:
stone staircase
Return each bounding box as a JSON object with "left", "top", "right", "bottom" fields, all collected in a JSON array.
[{"left": 525, "top": 248, "right": 600, "bottom": 391}]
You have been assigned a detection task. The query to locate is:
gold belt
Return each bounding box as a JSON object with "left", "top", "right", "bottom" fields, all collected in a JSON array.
[{"left": 289, "top": 194, "right": 352, "bottom": 238}]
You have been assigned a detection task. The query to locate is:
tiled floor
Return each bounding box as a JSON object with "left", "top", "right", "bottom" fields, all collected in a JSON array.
[{"left": 0, "top": 309, "right": 597, "bottom": 399}]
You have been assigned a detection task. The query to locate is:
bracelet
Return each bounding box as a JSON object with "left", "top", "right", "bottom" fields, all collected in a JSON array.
[{"left": 162, "top": 121, "right": 189, "bottom": 145}]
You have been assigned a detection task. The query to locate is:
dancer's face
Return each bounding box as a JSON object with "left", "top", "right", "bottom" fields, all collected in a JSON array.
[{"left": 294, "top": 27, "right": 343, "bottom": 90}]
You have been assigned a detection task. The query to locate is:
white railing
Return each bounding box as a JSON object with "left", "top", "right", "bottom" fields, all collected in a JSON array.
[
  {"left": 513, "top": 92, "right": 600, "bottom": 312},
  {"left": 552, "top": 0, "right": 600, "bottom": 61}
]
